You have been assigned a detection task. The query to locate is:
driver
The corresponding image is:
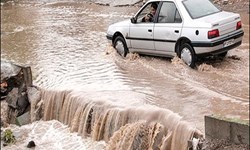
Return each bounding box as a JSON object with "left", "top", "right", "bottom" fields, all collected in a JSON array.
[{"left": 142, "top": 2, "right": 158, "bottom": 22}]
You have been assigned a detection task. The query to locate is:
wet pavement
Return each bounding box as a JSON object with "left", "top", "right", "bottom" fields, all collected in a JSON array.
[{"left": 1, "top": 0, "right": 249, "bottom": 134}]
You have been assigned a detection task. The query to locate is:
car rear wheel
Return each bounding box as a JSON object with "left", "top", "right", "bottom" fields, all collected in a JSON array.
[
  {"left": 179, "top": 43, "right": 196, "bottom": 68},
  {"left": 113, "top": 36, "right": 128, "bottom": 57}
]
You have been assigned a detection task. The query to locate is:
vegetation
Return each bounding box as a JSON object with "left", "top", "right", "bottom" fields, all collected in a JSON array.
[
  {"left": 1, "top": 129, "right": 16, "bottom": 144},
  {"left": 212, "top": 114, "right": 249, "bottom": 125}
]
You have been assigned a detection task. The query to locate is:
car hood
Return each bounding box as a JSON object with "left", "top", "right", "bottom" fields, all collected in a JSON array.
[{"left": 109, "top": 19, "right": 131, "bottom": 27}]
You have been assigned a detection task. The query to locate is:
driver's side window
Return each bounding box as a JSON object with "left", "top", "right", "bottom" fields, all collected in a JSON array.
[{"left": 136, "top": 2, "right": 158, "bottom": 23}]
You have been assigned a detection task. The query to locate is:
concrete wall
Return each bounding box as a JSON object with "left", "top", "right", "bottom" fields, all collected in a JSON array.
[{"left": 205, "top": 115, "right": 249, "bottom": 145}]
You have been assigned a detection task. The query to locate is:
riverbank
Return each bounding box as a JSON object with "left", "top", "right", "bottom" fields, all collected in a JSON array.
[{"left": 0, "top": 0, "right": 248, "bottom": 148}]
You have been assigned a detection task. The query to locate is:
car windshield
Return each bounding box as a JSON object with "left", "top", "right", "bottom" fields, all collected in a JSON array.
[{"left": 182, "top": 0, "right": 221, "bottom": 19}]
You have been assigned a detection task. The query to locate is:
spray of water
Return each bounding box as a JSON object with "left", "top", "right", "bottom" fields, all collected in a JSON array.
[{"left": 42, "top": 89, "right": 202, "bottom": 150}]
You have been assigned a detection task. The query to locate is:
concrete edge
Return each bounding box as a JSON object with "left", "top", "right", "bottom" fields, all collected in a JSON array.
[{"left": 205, "top": 115, "right": 249, "bottom": 145}]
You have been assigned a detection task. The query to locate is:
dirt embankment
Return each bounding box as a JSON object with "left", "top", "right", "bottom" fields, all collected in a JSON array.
[{"left": 214, "top": 0, "right": 249, "bottom": 13}]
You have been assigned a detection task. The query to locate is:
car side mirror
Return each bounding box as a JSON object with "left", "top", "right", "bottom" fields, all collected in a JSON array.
[{"left": 130, "top": 17, "right": 137, "bottom": 23}]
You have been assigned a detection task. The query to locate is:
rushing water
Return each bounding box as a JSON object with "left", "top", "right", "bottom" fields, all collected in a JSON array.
[
  {"left": 1, "top": 0, "right": 249, "bottom": 149},
  {"left": 41, "top": 90, "right": 199, "bottom": 150},
  {"left": 1, "top": 120, "right": 107, "bottom": 150}
]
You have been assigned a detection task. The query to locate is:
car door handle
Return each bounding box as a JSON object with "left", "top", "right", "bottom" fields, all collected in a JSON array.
[
  {"left": 174, "top": 30, "right": 179, "bottom": 33},
  {"left": 148, "top": 29, "right": 152, "bottom": 32}
]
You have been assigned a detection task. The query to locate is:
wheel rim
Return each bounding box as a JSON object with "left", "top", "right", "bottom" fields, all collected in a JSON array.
[
  {"left": 181, "top": 47, "right": 192, "bottom": 66},
  {"left": 115, "top": 40, "right": 125, "bottom": 56}
]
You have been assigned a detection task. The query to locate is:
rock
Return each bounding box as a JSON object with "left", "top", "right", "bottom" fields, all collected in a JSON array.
[
  {"left": 0, "top": 100, "right": 9, "bottom": 127},
  {"left": 6, "top": 88, "right": 19, "bottom": 109},
  {"left": 21, "top": 66, "right": 33, "bottom": 87},
  {"left": 27, "top": 140, "right": 36, "bottom": 148},
  {"left": 1, "top": 61, "right": 21, "bottom": 82},
  {"left": 33, "top": 100, "right": 44, "bottom": 121},
  {"left": 27, "top": 86, "right": 42, "bottom": 122},
  {"left": 222, "top": 0, "right": 229, "bottom": 5},
  {"left": 27, "top": 86, "right": 41, "bottom": 104},
  {"left": 16, "top": 92, "right": 29, "bottom": 117},
  {"left": 0, "top": 118, "right": 3, "bottom": 127},
  {"left": 1, "top": 60, "right": 34, "bottom": 126},
  {"left": 16, "top": 111, "right": 31, "bottom": 126}
]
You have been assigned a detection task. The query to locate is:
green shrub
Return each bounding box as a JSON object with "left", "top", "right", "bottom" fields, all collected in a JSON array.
[{"left": 1, "top": 129, "right": 16, "bottom": 144}]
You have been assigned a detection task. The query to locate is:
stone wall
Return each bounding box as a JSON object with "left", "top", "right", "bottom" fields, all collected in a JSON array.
[{"left": 205, "top": 115, "right": 249, "bottom": 145}]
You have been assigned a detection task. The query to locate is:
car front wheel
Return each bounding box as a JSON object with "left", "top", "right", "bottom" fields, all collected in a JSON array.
[
  {"left": 113, "top": 36, "right": 128, "bottom": 57},
  {"left": 179, "top": 43, "right": 196, "bottom": 68}
]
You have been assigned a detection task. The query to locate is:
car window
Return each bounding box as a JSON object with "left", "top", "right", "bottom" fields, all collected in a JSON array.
[
  {"left": 182, "top": 0, "right": 221, "bottom": 19},
  {"left": 136, "top": 2, "right": 159, "bottom": 23},
  {"left": 157, "top": 2, "right": 182, "bottom": 23}
]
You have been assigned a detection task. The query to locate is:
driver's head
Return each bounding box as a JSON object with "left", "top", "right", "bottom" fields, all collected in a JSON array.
[{"left": 150, "top": 3, "right": 158, "bottom": 15}]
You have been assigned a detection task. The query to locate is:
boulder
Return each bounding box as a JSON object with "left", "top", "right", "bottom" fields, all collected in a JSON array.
[
  {"left": 27, "top": 86, "right": 42, "bottom": 122},
  {"left": 16, "top": 111, "right": 31, "bottom": 126}
]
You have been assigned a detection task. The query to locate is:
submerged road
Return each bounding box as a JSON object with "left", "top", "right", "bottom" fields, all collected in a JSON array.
[{"left": 1, "top": 0, "right": 249, "bottom": 133}]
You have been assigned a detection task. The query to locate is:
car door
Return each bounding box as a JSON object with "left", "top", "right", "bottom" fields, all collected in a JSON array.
[
  {"left": 129, "top": 2, "right": 159, "bottom": 52},
  {"left": 129, "top": 22, "right": 154, "bottom": 51},
  {"left": 154, "top": 2, "right": 183, "bottom": 56}
]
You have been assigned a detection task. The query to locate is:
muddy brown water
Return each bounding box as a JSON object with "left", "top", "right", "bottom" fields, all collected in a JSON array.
[{"left": 1, "top": 0, "right": 249, "bottom": 146}]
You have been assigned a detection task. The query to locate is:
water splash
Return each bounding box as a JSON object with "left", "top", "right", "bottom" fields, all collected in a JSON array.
[
  {"left": 1, "top": 120, "right": 106, "bottom": 150},
  {"left": 105, "top": 44, "right": 115, "bottom": 55},
  {"left": 197, "top": 63, "right": 217, "bottom": 72},
  {"left": 171, "top": 56, "right": 186, "bottom": 67},
  {"left": 227, "top": 55, "right": 241, "bottom": 60},
  {"left": 13, "top": 26, "right": 25, "bottom": 33},
  {"left": 42, "top": 89, "right": 202, "bottom": 150},
  {"left": 127, "top": 53, "right": 140, "bottom": 61}
]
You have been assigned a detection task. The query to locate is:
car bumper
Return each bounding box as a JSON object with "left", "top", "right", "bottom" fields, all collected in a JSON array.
[
  {"left": 192, "top": 30, "right": 244, "bottom": 56},
  {"left": 106, "top": 34, "right": 113, "bottom": 45}
]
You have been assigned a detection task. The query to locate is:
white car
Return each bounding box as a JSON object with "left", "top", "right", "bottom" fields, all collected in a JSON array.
[{"left": 106, "top": 0, "right": 244, "bottom": 68}]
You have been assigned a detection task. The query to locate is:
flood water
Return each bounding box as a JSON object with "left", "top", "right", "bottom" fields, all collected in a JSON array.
[{"left": 1, "top": 0, "right": 249, "bottom": 148}]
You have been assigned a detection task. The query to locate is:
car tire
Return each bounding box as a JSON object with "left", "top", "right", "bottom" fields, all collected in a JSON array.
[
  {"left": 113, "top": 36, "right": 128, "bottom": 57},
  {"left": 179, "top": 43, "right": 196, "bottom": 68},
  {"left": 218, "top": 51, "right": 228, "bottom": 58}
]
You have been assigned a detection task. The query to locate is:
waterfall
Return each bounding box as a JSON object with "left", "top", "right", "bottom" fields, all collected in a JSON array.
[{"left": 41, "top": 89, "right": 201, "bottom": 150}]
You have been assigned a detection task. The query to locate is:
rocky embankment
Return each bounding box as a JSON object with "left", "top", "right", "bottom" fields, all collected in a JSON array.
[
  {"left": 1, "top": 61, "right": 43, "bottom": 127},
  {"left": 214, "top": 0, "right": 249, "bottom": 12}
]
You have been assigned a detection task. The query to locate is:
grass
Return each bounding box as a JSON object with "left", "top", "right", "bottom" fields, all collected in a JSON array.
[
  {"left": 211, "top": 114, "right": 249, "bottom": 126},
  {"left": 1, "top": 129, "right": 16, "bottom": 144}
]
